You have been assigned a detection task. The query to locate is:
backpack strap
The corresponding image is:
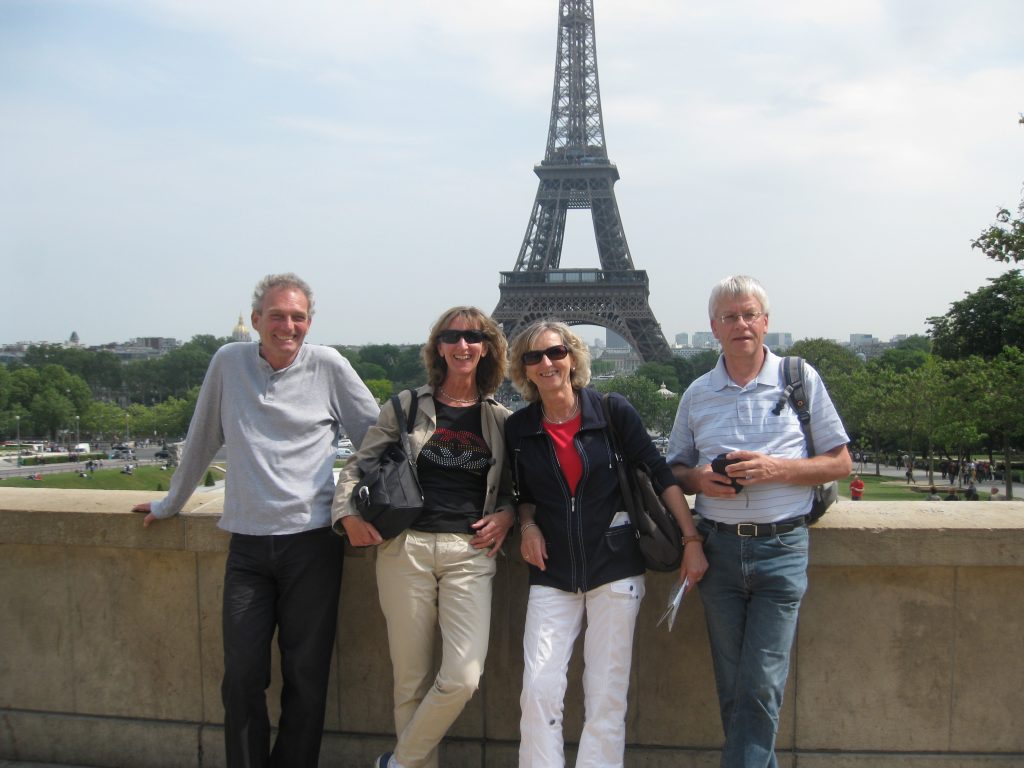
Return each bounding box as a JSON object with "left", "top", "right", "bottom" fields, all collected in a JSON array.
[{"left": 780, "top": 356, "right": 817, "bottom": 458}]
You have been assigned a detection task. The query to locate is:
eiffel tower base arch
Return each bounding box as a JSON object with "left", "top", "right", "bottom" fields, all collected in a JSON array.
[{"left": 494, "top": 270, "right": 673, "bottom": 363}]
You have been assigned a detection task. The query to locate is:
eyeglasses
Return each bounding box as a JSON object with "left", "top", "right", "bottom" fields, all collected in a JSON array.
[
  {"left": 716, "top": 311, "right": 764, "bottom": 326},
  {"left": 438, "top": 329, "right": 487, "bottom": 344},
  {"left": 522, "top": 344, "right": 570, "bottom": 366}
]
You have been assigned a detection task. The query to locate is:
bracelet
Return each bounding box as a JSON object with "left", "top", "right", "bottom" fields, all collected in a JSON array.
[
  {"left": 520, "top": 522, "right": 539, "bottom": 535},
  {"left": 682, "top": 534, "right": 705, "bottom": 546}
]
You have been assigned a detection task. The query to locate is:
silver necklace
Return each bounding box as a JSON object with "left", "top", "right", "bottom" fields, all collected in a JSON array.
[
  {"left": 439, "top": 386, "right": 479, "bottom": 404},
  {"left": 542, "top": 393, "right": 580, "bottom": 424}
]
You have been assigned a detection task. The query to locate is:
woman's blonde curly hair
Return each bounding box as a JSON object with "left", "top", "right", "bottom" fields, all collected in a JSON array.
[{"left": 508, "top": 320, "right": 591, "bottom": 403}]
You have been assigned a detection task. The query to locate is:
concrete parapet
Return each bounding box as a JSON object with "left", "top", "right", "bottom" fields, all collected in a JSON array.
[{"left": 0, "top": 488, "right": 1022, "bottom": 766}]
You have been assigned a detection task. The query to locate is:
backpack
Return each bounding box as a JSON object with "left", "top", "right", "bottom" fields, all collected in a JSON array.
[{"left": 776, "top": 357, "right": 838, "bottom": 524}]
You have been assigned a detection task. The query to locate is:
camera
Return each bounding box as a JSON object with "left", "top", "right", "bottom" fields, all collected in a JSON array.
[{"left": 710, "top": 453, "right": 743, "bottom": 493}]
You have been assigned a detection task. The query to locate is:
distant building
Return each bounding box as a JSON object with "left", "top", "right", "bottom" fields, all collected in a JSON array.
[
  {"left": 594, "top": 346, "right": 640, "bottom": 374},
  {"left": 693, "top": 332, "right": 718, "bottom": 349},
  {"left": 95, "top": 337, "right": 180, "bottom": 361},
  {"left": 764, "top": 332, "right": 793, "bottom": 351},
  {"left": 849, "top": 334, "right": 877, "bottom": 348},
  {"left": 674, "top": 332, "right": 689, "bottom": 347},
  {"left": 232, "top": 314, "right": 252, "bottom": 342},
  {"left": 606, "top": 329, "right": 630, "bottom": 350}
]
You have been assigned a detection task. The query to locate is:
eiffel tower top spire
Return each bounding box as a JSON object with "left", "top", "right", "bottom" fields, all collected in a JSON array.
[{"left": 545, "top": 0, "right": 608, "bottom": 164}]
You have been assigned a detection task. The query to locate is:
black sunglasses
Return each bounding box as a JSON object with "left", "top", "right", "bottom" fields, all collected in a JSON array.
[
  {"left": 522, "top": 344, "right": 570, "bottom": 366},
  {"left": 438, "top": 329, "right": 487, "bottom": 344}
]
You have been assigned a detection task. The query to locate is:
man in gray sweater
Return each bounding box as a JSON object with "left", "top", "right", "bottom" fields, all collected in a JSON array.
[{"left": 133, "top": 273, "right": 379, "bottom": 768}]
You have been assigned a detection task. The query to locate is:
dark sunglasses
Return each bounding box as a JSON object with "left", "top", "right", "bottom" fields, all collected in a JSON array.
[
  {"left": 522, "top": 344, "right": 570, "bottom": 366},
  {"left": 438, "top": 329, "right": 487, "bottom": 344}
]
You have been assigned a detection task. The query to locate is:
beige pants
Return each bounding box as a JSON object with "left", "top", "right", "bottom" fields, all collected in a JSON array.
[{"left": 376, "top": 530, "right": 497, "bottom": 768}]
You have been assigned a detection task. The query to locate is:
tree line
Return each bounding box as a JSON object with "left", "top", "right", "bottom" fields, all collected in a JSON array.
[{"left": 2, "top": 273, "right": 1023, "bottom": 468}]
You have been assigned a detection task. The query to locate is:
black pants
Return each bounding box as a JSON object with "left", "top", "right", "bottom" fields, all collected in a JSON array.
[{"left": 222, "top": 527, "right": 345, "bottom": 768}]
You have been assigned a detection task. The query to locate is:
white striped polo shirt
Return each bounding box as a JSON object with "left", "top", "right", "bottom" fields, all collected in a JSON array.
[{"left": 667, "top": 348, "right": 849, "bottom": 525}]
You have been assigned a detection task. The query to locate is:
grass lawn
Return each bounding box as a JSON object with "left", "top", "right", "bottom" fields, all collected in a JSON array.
[
  {"left": 840, "top": 473, "right": 952, "bottom": 501},
  {"left": 1, "top": 461, "right": 347, "bottom": 491},
  {"left": 0, "top": 465, "right": 209, "bottom": 492}
]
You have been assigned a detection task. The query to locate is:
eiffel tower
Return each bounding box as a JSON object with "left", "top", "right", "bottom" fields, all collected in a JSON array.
[{"left": 493, "top": 0, "right": 672, "bottom": 362}]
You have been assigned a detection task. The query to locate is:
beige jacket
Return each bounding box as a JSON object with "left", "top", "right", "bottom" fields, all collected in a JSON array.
[{"left": 331, "top": 384, "right": 514, "bottom": 533}]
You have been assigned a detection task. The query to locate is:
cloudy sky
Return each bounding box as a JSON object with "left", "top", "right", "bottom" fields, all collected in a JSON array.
[{"left": 2, "top": 0, "right": 1022, "bottom": 350}]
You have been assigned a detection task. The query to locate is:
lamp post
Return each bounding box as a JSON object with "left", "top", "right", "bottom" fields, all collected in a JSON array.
[
  {"left": 14, "top": 414, "right": 20, "bottom": 467},
  {"left": 75, "top": 414, "right": 80, "bottom": 446},
  {"left": 125, "top": 413, "right": 130, "bottom": 443}
]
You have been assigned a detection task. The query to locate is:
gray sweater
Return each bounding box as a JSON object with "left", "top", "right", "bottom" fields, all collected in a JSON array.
[{"left": 150, "top": 342, "right": 379, "bottom": 535}]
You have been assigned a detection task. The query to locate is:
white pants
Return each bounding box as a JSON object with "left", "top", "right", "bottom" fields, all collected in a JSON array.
[
  {"left": 377, "top": 530, "right": 496, "bottom": 768},
  {"left": 519, "top": 575, "right": 645, "bottom": 768}
]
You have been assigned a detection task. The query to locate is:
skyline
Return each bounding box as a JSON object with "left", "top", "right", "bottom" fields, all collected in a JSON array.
[
  {"left": 0, "top": 315, "right": 913, "bottom": 352},
  {"left": 2, "top": 1, "right": 1023, "bottom": 349}
]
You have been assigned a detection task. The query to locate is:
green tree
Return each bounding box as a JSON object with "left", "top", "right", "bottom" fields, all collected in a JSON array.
[
  {"left": 928, "top": 270, "right": 1024, "bottom": 359},
  {"left": 787, "top": 338, "right": 862, "bottom": 422},
  {"left": 929, "top": 356, "right": 987, "bottom": 476},
  {"left": 688, "top": 350, "right": 720, "bottom": 381},
  {"left": 365, "top": 379, "right": 393, "bottom": 403},
  {"left": 30, "top": 389, "right": 75, "bottom": 441},
  {"left": 635, "top": 362, "right": 679, "bottom": 393},
  {"left": 22, "top": 344, "right": 123, "bottom": 395},
  {"left": 971, "top": 116, "right": 1024, "bottom": 264},
  {"left": 0, "top": 366, "right": 10, "bottom": 413},
  {"left": 8, "top": 367, "right": 42, "bottom": 409},
  {"left": 593, "top": 376, "right": 662, "bottom": 433},
  {"left": 973, "top": 347, "right": 1024, "bottom": 498},
  {"left": 84, "top": 400, "right": 128, "bottom": 444},
  {"left": 842, "top": 366, "right": 900, "bottom": 474},
  {"left": 787, "top": 339, "right": 862, "bottom": 387}
]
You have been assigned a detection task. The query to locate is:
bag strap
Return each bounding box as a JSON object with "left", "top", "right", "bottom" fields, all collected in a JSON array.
[
  {"left": 601, "top": 393, "right": 639, "bottom": 522},
  {"left": 391, "top": 389, "right": 418, "bottom": 466},
  {"left": 781, "top": 356, "right": 818, "bottom": 458}
]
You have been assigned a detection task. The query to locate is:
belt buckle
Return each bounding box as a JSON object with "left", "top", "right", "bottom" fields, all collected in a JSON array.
[{"left": 736, "top": 523, "right": 758, "bottom": 537}]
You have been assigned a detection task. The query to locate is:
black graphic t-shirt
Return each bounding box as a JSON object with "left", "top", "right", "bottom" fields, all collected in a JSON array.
[{"left": 413, "top": 400, "right": 491, "bottom": 533}]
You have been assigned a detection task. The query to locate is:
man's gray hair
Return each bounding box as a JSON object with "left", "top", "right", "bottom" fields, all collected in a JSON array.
[
  {"left": 708, "top": 275, "right": 770, "bottom": 320},
  {"left": 251, "top": 273, "right": 315, "bottom": 317}
]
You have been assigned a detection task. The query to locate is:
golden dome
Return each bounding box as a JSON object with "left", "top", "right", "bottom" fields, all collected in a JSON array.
[{"left": 232, "top": 314, "right": 252, "bottom": 342}]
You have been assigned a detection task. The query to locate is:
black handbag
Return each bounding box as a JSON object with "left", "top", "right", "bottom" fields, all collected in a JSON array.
[
  {"left": 352, "top": 390, "right": 424, "bottom": 539},
  {"left": 602, "top": 394, "right": 683, "bottom": 572}
]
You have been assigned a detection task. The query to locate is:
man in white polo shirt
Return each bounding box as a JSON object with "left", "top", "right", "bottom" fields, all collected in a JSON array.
[{"left": 668, "top": 275, "right": 850, "bottom": 768}]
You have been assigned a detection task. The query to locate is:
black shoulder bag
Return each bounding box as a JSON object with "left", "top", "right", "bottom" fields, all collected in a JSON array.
[
  {"left": 352, "top": 390, "right": 424, "bottom": 539},
  {"left": 776, "top": 357, "right": 838, "bottom": 524},
  {"left": 601, "top": 393, "right": 683, "bottom": 572}
]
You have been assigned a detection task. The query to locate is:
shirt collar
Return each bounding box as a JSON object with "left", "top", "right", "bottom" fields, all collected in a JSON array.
[{"left": 709, "top": 346, "right": 782, "bottom": 391}]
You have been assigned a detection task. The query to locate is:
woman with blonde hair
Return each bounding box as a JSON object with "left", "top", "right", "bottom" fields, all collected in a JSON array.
[
  {"left": 333, "top": 306, "right": 515, "bottom": 768},
  {"left": 505, "top": 320, "right": 706, "bottom": 767}
]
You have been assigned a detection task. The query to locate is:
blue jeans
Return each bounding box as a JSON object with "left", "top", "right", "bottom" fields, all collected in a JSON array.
[{"left": 696, "top": 520, "right": 809, "bottom": 768}]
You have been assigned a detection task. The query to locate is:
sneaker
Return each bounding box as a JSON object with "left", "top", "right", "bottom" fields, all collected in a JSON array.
[{"left": 374, "top": 752, "right": 394, "bottom": 768}]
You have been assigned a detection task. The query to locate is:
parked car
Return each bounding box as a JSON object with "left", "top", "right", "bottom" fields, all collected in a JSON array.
[{"left": 154, "top": 449, "right": 170, "bottom": 460}]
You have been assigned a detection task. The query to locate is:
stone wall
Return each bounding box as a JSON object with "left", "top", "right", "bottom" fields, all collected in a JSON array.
[{"left": 1, "top": 487, "right": 1022, "bottom": 767}]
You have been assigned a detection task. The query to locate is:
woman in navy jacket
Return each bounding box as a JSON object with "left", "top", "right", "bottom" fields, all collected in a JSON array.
[{"left": 505, "top": 321, "right": 706, "bottom": 768}]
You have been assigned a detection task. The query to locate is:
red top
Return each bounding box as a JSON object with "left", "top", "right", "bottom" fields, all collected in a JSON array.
[
  {"left": 849, "top": 478, "right": 865, "bottom": 499},
  {"left": 542, "top": 412, "right": 583, "bottom": 495}
]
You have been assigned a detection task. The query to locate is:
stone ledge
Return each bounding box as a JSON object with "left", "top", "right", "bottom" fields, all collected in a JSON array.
[{"left": 1, "top": 489, "right": 1020, "bottom": 566}]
